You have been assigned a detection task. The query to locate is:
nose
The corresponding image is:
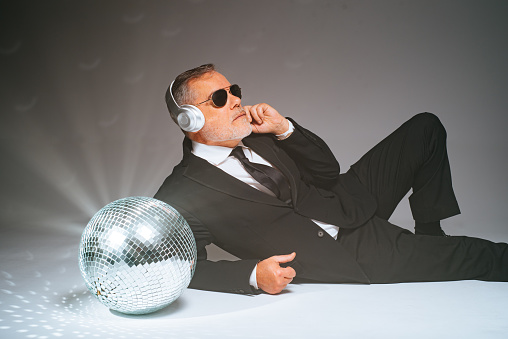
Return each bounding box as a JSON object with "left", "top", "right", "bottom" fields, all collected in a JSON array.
[{"left": 228, "top": 90, "right": 241, "bottom": 108}]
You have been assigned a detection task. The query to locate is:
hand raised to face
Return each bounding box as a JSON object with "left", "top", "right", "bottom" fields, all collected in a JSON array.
[{"left": 243, "top": 103, "right": 289, "bottom": 136}]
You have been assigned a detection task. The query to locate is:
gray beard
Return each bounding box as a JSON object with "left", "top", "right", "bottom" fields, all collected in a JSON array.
[{"left": 199, "top": 122, "right": 253, "bottom": 143}]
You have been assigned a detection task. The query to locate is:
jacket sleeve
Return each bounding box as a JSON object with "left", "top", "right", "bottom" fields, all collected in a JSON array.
[
  {"left": 189, "top": 256, "right": 260, "bottom": 294},
  {"left": 155, "top": 198, "right": 261, "bottom": 295},
  {"left": 277, "top": 118, "right": 340, "bottom": 188}
]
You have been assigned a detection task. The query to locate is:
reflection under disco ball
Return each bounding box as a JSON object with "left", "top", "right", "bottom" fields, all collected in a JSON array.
[{"left": 79, "top": 196, "right": 196, "bottom": 315}]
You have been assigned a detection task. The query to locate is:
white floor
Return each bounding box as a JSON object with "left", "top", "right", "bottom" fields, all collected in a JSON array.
[{"left": 1, "top": 224, "right": 508, "bottom": 339}]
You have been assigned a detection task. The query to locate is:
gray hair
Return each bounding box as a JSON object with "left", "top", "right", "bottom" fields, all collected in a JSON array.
[{"left": 165, "top": 64, "right": 216, "bottom": 124}]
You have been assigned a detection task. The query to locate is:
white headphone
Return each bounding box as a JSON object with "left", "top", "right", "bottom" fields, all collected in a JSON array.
[{"left": 166, "top": 80, "right": 205, "bottom": 132}]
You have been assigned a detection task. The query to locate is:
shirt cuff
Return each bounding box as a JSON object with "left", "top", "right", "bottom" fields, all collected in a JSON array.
[
  {"left": 276, "top": 119, "right": 294, "bottom": 140},
  {"left": 249, "top": 264, "right": 259, "bottom": 290}
]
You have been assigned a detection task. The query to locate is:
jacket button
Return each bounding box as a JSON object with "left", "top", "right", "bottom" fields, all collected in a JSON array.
[{"left": 317, "top": 231, "right": 324, "bottom": 238}]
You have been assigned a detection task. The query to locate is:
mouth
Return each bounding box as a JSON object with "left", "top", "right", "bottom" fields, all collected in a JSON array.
[{"left": 232, "top": 110, "right": 247, "bottom": 122}]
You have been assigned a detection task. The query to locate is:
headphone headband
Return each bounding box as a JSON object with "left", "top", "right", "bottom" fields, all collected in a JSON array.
[{"left": 166, "top": 81, "right": 180, "bottom": 115}]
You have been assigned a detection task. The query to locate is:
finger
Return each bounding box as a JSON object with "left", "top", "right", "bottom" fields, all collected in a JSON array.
[
  {"left": 258, "top": 103, "right": 274, "bottom": 118},
  {"left": 243, "top": 106, "right": 253, "bottom": 122},
  {"left": 281, "top": 268, "right": 296, "bottom": 280},
  {"left": 250, "top": 106, "right": 263, "bottom": 124},
  {"left": 273, "top": 252, "right": 296, "bottom": 264},
  {"left": 255, "top": 107, "right": 265, "bottom": 123}
]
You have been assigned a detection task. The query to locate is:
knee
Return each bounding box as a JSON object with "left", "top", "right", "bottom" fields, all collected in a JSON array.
[{"left": 411, "top": 112, "right": 446, "bottom": 138}]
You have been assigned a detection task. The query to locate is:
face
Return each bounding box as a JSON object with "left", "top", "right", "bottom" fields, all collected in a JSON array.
[{"left": 187, "top": 72, "right": 252, "bottom": 147}]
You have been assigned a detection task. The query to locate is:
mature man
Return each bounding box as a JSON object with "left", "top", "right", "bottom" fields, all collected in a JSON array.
[{"left": 154, "top": 64, "right": 508, "bottom": 295}]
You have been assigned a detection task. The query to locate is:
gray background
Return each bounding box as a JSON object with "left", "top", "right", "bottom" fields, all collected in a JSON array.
[{"left": 1, "top": 0, "right": 507, "bottom": 243}]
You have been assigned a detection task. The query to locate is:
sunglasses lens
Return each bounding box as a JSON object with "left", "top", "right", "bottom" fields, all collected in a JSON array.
[
  {"left": 230, "top": 84, "right": 242, "bottom": 99},
  {"left": 211, "top": 89, "right": 228, "bottom": 107},
  {"left": 210, "top": 85, "right": 242, "bottom": 107}
]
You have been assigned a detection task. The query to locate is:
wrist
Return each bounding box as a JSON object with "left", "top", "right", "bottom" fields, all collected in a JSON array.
[
  {"left": 276, "top": 119, "right": 294, "bottom": 140},
  {"left": 273, "top": 118, "right": 290, "bottom": 136}
]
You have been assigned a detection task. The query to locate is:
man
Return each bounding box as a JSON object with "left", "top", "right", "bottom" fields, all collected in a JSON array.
[{"left": 155, "top": 64, "right": 508, "bottom": 295}]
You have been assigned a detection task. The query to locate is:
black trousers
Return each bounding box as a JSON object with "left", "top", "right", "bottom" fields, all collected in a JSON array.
[{"left": 339, "top": 113, "right": 508, "bottom": 283}]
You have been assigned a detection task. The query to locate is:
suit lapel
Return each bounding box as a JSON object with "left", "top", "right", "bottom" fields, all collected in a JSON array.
[{"left": 182, "top": 138, "right": 289, "bottom": 207}]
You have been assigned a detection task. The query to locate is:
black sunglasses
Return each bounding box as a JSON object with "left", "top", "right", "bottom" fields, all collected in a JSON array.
[{"left": 195, "top": 84, "right": 242, "bottom": 108}]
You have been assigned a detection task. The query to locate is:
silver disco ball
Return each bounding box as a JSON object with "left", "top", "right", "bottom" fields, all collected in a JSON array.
[{"left": 78, "top": 196, "right": 196, "bottom": 315}]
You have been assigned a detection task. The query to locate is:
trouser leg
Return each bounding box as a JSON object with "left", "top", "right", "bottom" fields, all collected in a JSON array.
[
  {"left": 339, "top": 216, "right": 508, "bottom": 282},
  {"left": 347, "top": 112, "right": 460, "bottom": 223}
]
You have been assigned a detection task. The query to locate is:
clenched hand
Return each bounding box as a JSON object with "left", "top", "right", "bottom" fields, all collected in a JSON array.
[{"left": 256, "top": 252, "right": 296, "bottom": 294}]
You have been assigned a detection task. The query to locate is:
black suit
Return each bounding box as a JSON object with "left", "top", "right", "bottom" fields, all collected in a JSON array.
[{"left": 155, "top": 114, "right": 508, "bottom": 293}]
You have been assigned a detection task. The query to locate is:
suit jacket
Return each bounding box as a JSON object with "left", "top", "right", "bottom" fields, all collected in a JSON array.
[{"left": 154, "top": 119, "right": 377, "bottom": 294}]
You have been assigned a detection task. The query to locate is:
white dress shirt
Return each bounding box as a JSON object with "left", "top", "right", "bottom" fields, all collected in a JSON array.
[{"left": 191, "top": 121, "right": 339, "bottom": 289}]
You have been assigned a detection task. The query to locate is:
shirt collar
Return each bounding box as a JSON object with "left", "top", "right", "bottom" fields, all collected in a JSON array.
[{"left": 191, "top": 140, "right": 247, "bottom": 166}]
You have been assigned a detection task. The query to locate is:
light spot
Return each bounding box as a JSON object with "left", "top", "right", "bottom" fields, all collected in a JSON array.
[
  {"left": 161, "top": 28, "right": 182, "bottom": 38},
  {"left": 124, "top": 73, "right": 145, "bottom": 85},
  {"left": 78, "top": 59, "right": 101, "bottom": 71},
  {"left": 1, "top": 272, "right": 12, "bottom": 279},
  {"left": 123, "top": 13, "right": 145, "bottom": 24},
  {"left": 15, "top": 98, "right": 38, "bottom": 113},
  {"left": 238, "top": 43, "right": 257, "bottom": 54},
  {"left": 0, "top": 41, "right": 22, "bottom": 55}
]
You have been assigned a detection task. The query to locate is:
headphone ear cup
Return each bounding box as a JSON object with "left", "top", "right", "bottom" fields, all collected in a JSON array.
[{"left": 177, "top": 105, "right": 205, "bottom": 132}]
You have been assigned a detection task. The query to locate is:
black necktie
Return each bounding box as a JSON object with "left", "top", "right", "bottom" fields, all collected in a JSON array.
[{"left": 230, "top": 146, "right": 291, "bottom": 203}]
